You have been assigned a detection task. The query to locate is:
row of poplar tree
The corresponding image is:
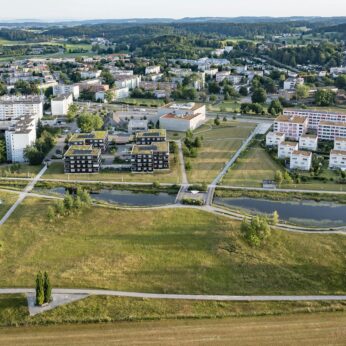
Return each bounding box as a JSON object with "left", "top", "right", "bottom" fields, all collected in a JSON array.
[{"left": 35, "top": 272, "right": 52, "bottom": 306}]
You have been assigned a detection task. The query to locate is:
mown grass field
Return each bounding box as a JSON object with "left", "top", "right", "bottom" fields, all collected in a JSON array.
[
  {"left": 188, "top": 121, "right": 256, "bottom": 183},
  {"left": 207, "top": 100, "right": 241, "bottom": 113},
  {"left": 44, "top": 156, "right": 182, "bottom": 184},
  {"left": 1, "top": 306, "right": 345, "bottom": 345},
  {"left": 222, "top": 145, "right": 283, "bottom": 187},
  {"left": 0, "top": 197, "right": 345, "bottom": 295},
  {"left": 118, "top": 98, "right": 165, "bottom": 107}
]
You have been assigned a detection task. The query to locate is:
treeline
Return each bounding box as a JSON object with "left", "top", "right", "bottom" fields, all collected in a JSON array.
[
  {"left": 267, "top": 43, "right": 343, "bottom": 67},
  {"left": 0, "top": 28, "right": 43, "bottom": 41}
]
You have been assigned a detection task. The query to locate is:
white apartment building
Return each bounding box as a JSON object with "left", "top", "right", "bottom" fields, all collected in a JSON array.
[
  {"left": 95, "top": 87, "right": 129, "bottom": 102},
  {"left": 159, "top": 102, "right": 206, "bottom": 132},
  {"left": 53, "top": 84, "right": 80, "bottom": 99},
  {"left": 283, "top": 77, "right": 304, "bottom": 90},
  {"left": 0, "top": 96, "right": 43, "bottom": 124},
  {"left": 290, "top": 150, "right": 312, "bottom": 171},
  {"left": 299, "top": 134, "right": 318, "bottom": 152},
  {"left": 5, "top": 115, "right": 36, "bottom": 163},
  {"left": 278, "top": 141, "right": 299, "bottom": 159},
  {"left": 266, "top": 131, "right": 285, "bottom": 147},
  {"left": 51, "top": 94, "right": 73, "bottom": 116},
  {"left": 145, "top": 66, "right": 160, "bottom": 75},
  {"left": 334, "top": 137, "right": 346, "bottom": 151},
  {"left": 317, "top": 121, "right": 346, "bottom": 141},
  {"left": 274, "top": 115, "right": 308, "bottom": 141},
  {"left": 283, "top": 109, "right": 346, "bottom": 130},
  {"left": 216, "top": 71, "right": 230, "bottom": 83},
  {"left": 80, "top": 70, "right": 102, "bottom": 79},
  {"left": 114, "top": 75, "right": 141, "bottom": 90},
  {"left": 329, "top": 150, "right": 346, "bottom": 170}
]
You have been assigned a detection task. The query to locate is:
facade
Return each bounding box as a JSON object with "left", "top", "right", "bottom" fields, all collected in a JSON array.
[
  {"left": 114, "top": 75, "right": 141, "bottom": 89},
  {"left": 5, "top": 115, "right": 36, "bottom": 163},
  {"left": 299, "top": 134, "right": 318, "bottom": 152},
  {"left": 290, "top": 150, "right": 312, "bottom": 171},
  {"left": 51, "top": 94, "right": 73, "bottom": 116},
  {"left": 283, "top": 109, "right": 346, "bottom": 130},
  {"left": 131, "top": 142, "right": 169, "bottom": 173},
  {"left": 274, "top": 115, "right": 308, "bottom": 141},
  {"left": 317, "top": 121, "right": 346, "bottom": 141},
  {"left": 135, "top": 129, "right": 166, "bottom": 145},
  {"left": 0, "top": 96, "right": 43, "bottom": 123},
  {"left": 265, "top": 131, "right": 285, "bottom": 147},
  {"left": 128, "top": 120, "right": 148, "bottom": 134},
  {"left": 145, "top": 66, "right": 160, "bottom": 75},
  {"left": 329, "top": 150, "right": 346, "bottom": 170},
  {"left": 64, "top": 145, "right": 101, "bottom": 174},
  {"left": 68, "top": 131, "right": 108, "bottom": 152},
  {"left": 53, "top": 84, "right": 80, "bottom": 99},
  {"left": 278, "top": 141, "right": 299, "bottom": 159},
  {"left": 334, "top": 137, "right": 346, "bottom": 151},
  {"left": 158, "top": 103, "right": 206, "bottom": 132},
  {"left": 283, "top": 77, "right": 304, "bottom": 90}
]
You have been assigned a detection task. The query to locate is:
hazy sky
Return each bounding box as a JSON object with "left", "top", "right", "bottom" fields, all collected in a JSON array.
[{"left": 1, "top": 0, "right": 345, "bottom": 20}]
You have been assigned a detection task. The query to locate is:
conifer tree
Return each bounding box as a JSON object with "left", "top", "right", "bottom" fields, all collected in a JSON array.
[
  {"left": 35, "top": 272, "right": 44, "bottom": 306},
  {"left": 43, "top": 272, "right": 52, "bottom": 303}
]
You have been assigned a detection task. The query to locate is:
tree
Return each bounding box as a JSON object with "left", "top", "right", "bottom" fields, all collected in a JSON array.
[
  {"left": 272, "top": 211, "right": 279, "bottom": 225},
  {"left": 0, "top": 139, "right": 6, "bottom": 163},
  {"left": 241, "top": 215, "right": 271, "bottom": 247},
  {"left": 67, "top": 104, "right": 79, "bottom": 123},
  {"left": 315, "top": 89, "right": 336, "bottom": 106},
  {"left": 24, "top": 146, "right": 45, "bottom": 165},
  {"left": 0, "top": 82, "right": 7, "bottom": 96},
  {"left": 105, "top": 90, "right": 114, "bottom": 103},
  {"left": 54, "top": 200, "right": 65, "bottom": 217},
  {"left": 77, "top": 113, "right": 104, "bottom": 132},
  {"left": 214, "top": 117, "right": 220, "bottom": 126},
  {"left": 295, "top": 84, "right": 309, "bottom": 101},
  {"left": 43, "top": 272, "right": 52, "bottom": 303},
  {"left": 268, "top": 99, "right": 283, "bottom": 116},
  {"left": 239, "top": 86, "right": 248, "bottom": 96},
  {"left": 335, "top": 74, "right": 346, "bottom": 90},
  {"left": 47, "top": 206, "right": 55, "bottom": 222},
  {"left": 35, "top": 272, "right": 44, "bottom": 306},
  {"left": 251, "top": 88, "right": 267, "bottom": 104},
  {"left": 274, "top": 170, "right": 283, "bottom": 186},
  {"left": 63, "top": 193, "right": 74, "bottom": 212}
]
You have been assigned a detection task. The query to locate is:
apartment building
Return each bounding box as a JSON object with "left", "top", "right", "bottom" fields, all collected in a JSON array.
[
  {"left": 274, "top": 115, "right": 308, "bottom": 141},
  {"left": 317, "top": 121, "right": 346, "bottom": 141},
  {"left": 145, "top": 66, "right": 160, "bottom": 75},
  {"left": 53, "top": 84, "right": 80, "bottom": 99},
  {"left": 0, "top": 96, "right": 43, "bottom": 123},
  {"left": 159, "top": 102, "right": 206, "bottom": 132},
  {"left": 135, "top": 129, "right": 166, "bottom": 145},
  {"left": 68, "top": 131, "right": 108, "bottom": 152},
  {"left": 278, "top": 141, "right": 299, "bottom": 159},
  {"left": 114, "top": 75, "right": 141, "bottom": 90},
  {"left": 131, "top": 142, "right": 170, "bottom": 173},
  {"left": 290, "top": 150, "right": 312, "bottom": 171},
  {"left": 80, "top": 70, "right": 102, "bottom": 79},
  {"left": 64, "top": 145, "right": 101, "bottom": 174},
  {"left": 51, "top": 94, "right": 73, "bottom": 116},
  {"left": 329, "top": 150, "right": 346, "bottom": 170},
  {"left": 334, "top": 137, "right": 346, "bottom": 151},
  {"left": 299, "top": 134, "right": 318, "bottom": 152},
  {"left": 5, "top": 115, "right": 36, "bottom": 163},
  {"left": 283, "top": 109, "right": 346, "bottom": 130},
  {"left": 283, "top": 77, "right": 304, "bottom": 90},
  {"left": 265, "top": 131, "right": 285, "bottom": 147}
]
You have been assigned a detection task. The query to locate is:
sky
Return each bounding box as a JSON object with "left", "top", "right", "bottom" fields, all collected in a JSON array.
[{"left": 0, "top": 0, "right": 345, "bottom": 20}]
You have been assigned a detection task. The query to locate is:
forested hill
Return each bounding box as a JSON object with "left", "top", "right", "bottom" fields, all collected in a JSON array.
[{"left": 44, "top": 21, "right": 307, "bottom": 40}]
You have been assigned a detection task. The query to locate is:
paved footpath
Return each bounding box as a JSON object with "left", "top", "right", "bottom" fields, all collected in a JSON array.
[{"left": 1, "top": 288, "right": 345, "bottom": 302}]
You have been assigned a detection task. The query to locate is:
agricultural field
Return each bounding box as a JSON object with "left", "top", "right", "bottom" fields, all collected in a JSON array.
[
  {"left": 187, "top": 121, "right": 256, "bottom": 183},
  {"left": 222, "top": 145, "right": 283, "bottom": 187},
  {"left": 43, "top": 155, "right": 182, "bottom": 184},
  {"left": 0, "top": 197, "right": 345, "bottom": 295}
]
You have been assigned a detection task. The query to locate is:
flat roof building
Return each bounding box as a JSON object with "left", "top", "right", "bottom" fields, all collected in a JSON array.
[{"left": 64, "top": 145, "right": 101, "bottom": 174}]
